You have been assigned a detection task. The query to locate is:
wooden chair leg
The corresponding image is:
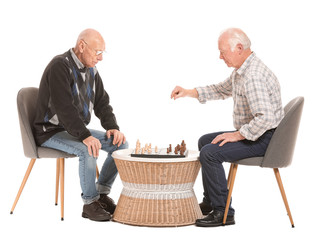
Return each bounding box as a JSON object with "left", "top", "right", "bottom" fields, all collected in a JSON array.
[
  {"left": 55, "top": 158, "right": 60, "bottom": 205},
  {"left": 60, "top": 158, "right": 65, "bottom": 221},
  {"left": 227, "top": 163, "right": 234, "bottom": 189},
  {"left": 10, "top": 158, "right": 36, "bottom": 214},
  {"left": 273, "top": 168, "right": 295, "bottom": 228},
  {"left": 223, "top": 164, "right": 238, "bottom": 224},
  {"left": 96, "top": 164, "right": 99, "bottom": 180}
]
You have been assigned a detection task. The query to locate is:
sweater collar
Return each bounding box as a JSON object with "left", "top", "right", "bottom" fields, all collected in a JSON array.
[{"left": 69, "top": 48, "right": 87, "bottom": 72}]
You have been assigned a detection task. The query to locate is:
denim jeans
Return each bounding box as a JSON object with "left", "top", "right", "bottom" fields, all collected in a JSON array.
[
  {"left": 198, "top": 129, "right": 274, "bottom": 215},
  {"left": 41, "top": 129, "right": 129, "bottom": 204}
]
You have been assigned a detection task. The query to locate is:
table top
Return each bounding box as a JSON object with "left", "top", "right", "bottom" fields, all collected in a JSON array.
[{"left": 112, "top": 148, "right": 199, "bottom": 163}]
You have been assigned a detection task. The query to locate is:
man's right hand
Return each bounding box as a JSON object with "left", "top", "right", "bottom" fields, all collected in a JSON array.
[
  {"left": 83, "top": 136, "right": 101, "bottom": 158},
  {"left": 170, "top": 86, "right": 199, "bottom": 100}
]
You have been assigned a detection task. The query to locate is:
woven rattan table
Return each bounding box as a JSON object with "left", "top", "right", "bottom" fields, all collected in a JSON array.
[{"left": 112, "top": 149, "right": 202, "bottom": 226}]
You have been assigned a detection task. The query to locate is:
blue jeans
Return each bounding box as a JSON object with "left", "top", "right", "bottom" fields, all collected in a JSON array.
[
  {"left": 41, "top": 129, "right": 129, "bottom": 204},
  {"left": 198, "top": 129, "right": 274, "bottom": 215}
]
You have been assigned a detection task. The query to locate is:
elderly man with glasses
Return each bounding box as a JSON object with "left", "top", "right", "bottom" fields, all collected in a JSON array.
[{"left": 34, "top": 29, "right": 128, "bottom": 221}]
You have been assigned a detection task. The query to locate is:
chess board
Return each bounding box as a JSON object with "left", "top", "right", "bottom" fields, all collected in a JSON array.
[{"left": 131, "top": 148, "right": 187, "bottom": 158}]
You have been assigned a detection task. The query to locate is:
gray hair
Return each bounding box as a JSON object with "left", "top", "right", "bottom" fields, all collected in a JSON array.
[{"left": 220, "top": 28, "right": 251, "bottom": 52}]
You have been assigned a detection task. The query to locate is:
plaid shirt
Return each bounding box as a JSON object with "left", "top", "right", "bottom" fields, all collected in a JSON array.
[{"left": 196, "top": 52, "right": 284, "bottom": 141}]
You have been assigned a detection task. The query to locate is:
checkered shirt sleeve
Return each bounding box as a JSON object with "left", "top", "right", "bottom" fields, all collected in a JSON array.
[
  {"left": 195, "top": 53, "right": 284, "bottom": 141},
  {"left": 196, "top": 77, "right": 233, "bottom": 103}
]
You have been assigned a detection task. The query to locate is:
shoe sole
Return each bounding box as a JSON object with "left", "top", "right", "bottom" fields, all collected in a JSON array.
[
  {"left": 82, "top": 212, "right": 111, "bottom": 222},
  {"left": 195, "top": 220, "right": 235, "bottom": 227}
]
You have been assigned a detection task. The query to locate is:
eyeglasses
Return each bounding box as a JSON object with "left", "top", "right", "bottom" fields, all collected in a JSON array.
[{"left": 82, "top": 40, "right": 106, "bottom": 56}]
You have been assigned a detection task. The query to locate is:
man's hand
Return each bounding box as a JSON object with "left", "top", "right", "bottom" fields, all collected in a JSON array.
[
  {"left": 171, "top": 86, "right": 198, "bottom": 100},
  {"left": 107, "top": 129, "right": 126, "bottom": 147},
  {"left": 83, "top": 136, "right": 102, "bottom": 157},
  {"left": 212, "top": 131, "right": 245, "bottom": 146}
]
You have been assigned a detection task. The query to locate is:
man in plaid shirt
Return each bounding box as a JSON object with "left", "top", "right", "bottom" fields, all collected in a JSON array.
[{"left": 171, "top": 28, "right": 284, "bottom": 227}]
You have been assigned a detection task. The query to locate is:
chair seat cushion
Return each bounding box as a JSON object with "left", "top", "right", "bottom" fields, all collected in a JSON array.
[
  {"left": 37, "top": 147, "right": 76, "bottom": 158},
  {"left": 234, "top": 157, "right": 263, "bottom": 166}
]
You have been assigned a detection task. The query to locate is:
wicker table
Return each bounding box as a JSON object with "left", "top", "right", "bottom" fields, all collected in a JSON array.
[{"left": 112, "top": 149, "right": 202, "bottom": 226}]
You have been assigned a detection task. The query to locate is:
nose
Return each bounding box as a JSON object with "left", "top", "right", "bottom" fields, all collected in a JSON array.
[
  {"left": 97, "top": 54, "right": 103, "bottom": 61},
  {"left": 219, "top": 52, "right": 223, "bottom": 59}
]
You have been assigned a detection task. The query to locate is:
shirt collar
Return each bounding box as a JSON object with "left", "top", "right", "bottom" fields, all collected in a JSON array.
[
  {"left": 236, "top": 52, "right": 256, "bottom": 76},
  {"left": 70, "top": 48, "right": 86, "bottom": 71}
]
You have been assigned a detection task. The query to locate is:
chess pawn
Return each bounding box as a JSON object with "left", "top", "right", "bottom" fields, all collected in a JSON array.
[
  {"left": 155, "top": 146, "right": 158, "bottom": 153},
  {"left": 169, "top": 144, "right": 172, "bottom": 152},
  {"left": 174, "top": 146, "right": 178, "bottom": 154}
]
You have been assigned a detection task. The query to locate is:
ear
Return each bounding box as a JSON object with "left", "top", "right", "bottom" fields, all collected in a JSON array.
[
  {"left": 236, "top": 43, "right": 243, "bottom": 54},
  {"left": 79, "top": 40, "right": 85, "bottom": 53}
]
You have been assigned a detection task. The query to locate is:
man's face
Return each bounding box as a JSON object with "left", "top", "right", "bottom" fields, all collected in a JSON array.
[
  {"left": 81, "top": 39, "right": 105, "bottom": 68},
  {"left": 218, "top": 39, "right": 239, "bottom": 68}
]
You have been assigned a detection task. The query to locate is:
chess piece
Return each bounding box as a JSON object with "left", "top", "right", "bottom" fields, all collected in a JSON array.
[
  {"left": 174, "top": 146, "right": 178, "bottom": 154},
  {"left": 180, "top": 149, "right": 184, "bottom": 155},
  {"left": 155, "top": 146, "right": 158, "bottom": 153}
]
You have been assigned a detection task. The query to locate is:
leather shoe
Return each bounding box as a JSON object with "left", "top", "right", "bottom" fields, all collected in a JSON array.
[
  {"left": 199, "top": 201, "right": 213, "bottom": 215},
  {"left": 195, "top": 210, "right": 235, "bottom": 227},
  {"left": 82, "top": 201, "right": 111, "bottom": 221},
  {"left": 98, "top": 194, "right": 116, "bottom": 214}
]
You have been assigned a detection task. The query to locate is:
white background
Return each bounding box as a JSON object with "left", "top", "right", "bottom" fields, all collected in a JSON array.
[{"left": 1, "top": 0, "right": 319, "bottom": 239}]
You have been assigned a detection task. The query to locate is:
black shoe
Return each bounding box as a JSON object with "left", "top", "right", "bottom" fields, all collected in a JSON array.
[
  {"left": 199, "top": 202, "right": 213, "bottom": 215},
  {"left": 98, "top": 194, "right": 116, "bottom": 214},
  {"left": 82, "top": 201, "right": 111, "bottom": 221},
  {"left": 195, "top": 210, "right": 235, "bottom": 227}
]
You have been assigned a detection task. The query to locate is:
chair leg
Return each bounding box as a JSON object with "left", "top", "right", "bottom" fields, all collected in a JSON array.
[
  {"left": 273, "top": 168, "right": 295, "bottom": 228},
  {"left": 227, "top": 163, "right": 235, "bottom": 189},
  {"left": 60, "top": 158, "right": 65, "bottom": 221},
  {"left": 223, "top": 163, "right": 238, "bottom": 224},
  {"left": 55, "top": 158, "right": 60, "bottom": 206},
  {"left": 10, "top": 158, "right": 36, "bottom": 214},
  {"left": 96, "top": 164, "right": 99, "bottom": 180}
]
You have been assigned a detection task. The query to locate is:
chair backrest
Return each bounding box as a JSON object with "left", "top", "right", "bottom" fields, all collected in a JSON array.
[
  {"left": 17, "top": 87, "right": 39, "bottom": 158},
  {"left": 261, "top": 97, "right": 304, "bottom": 168}
]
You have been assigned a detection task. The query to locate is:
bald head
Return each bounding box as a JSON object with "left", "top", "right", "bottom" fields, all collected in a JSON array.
[
  {"left": 219, "top": 28, "right": 251, "bottom": 52},
  {"left": 73, "top": 29, "right": 105, "bottom": 68},
  {"left": 76, "top": 28, "right": 105, "bottom": 49}
]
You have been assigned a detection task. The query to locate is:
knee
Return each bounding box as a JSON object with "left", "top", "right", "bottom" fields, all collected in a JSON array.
[
  {"left": 118, "top": 140, "right": 129, "bottom": 150},
  {"left": 199, "top": 144, "right": 224, "bottom": 165},
  {"left": 198, "top": 135, "right": 207, "bottom": 151}
]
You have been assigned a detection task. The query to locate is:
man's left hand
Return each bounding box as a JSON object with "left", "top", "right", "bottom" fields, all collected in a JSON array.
[
  {"left": 106, "top": 129, "right": 126, "bottom": 147},
  {"left": 211, "top": 131, "right": 245, "bottom": 146}
]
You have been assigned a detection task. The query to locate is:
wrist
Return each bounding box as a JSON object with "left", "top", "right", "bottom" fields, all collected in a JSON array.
[
  {"left": 188, "top": 88, "right": 198, "bottom": 98},
  {"left": 237, "top": 131, "right": 245, "bottom": 140}
]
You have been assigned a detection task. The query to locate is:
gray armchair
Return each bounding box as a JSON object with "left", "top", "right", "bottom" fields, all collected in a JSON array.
[
  {"left": 10, "top": 87, "right": 99, "bottom": 220},
  {"left": 224, "top": 96, "right": 304, "bottom": 227}
]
